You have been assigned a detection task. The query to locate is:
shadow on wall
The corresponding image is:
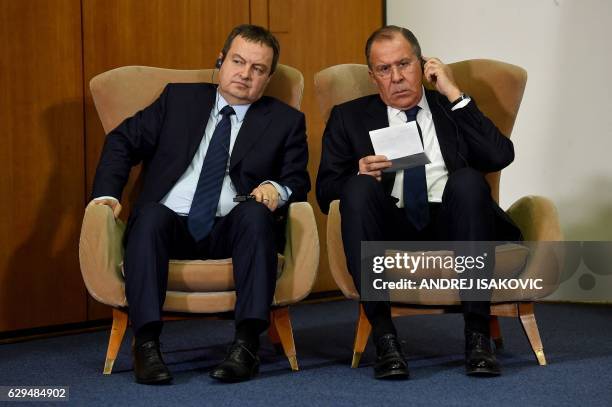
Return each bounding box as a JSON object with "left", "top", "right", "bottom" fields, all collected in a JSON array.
[
  {"left": 558, "top": 174, "right": 612, "bottom": 242},
  {"left": 544, "top": 175, "right": 612, "bottom": 302},
  {"left": 1, "top": 101, "right": 87, "bottom": 331}
]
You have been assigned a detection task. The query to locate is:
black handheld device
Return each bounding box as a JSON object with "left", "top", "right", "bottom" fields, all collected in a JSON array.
[{"left": 233, "top": 194, "right": 256, "bottom": 202}]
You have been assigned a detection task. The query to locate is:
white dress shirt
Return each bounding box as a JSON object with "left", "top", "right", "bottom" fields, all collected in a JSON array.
[{"left": 388, "top": 87, "right": 470, "bottom": 206}]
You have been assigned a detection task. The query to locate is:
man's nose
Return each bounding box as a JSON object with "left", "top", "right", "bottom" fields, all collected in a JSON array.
[
  {"left": 239, "top": 64, "right": 252, "bottom": 79},
  {"left": 390, "top": 65, "right": 403, "bottom": 83}
]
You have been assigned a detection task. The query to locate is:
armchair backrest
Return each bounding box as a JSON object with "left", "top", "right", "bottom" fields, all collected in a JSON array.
[{"left": 314, "top": 60, "right": 527, "bottom": 203}]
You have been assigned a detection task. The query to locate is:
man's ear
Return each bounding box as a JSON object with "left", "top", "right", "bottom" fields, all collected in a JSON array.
[{"left": 216, "top": 52, "right": 224, "bottom": 68}]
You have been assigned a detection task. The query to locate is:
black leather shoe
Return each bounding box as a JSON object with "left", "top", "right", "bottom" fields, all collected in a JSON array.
[
  {"left": 465, "top": 330, "right": 501, "bottom": 377},
  {"left": 209, "top": 339, "right": 260, "bottom": 383},
  {"left": 373, "top": 334, "right": 409, "bottom": 380},
  {"left": 132, "top": 340, "right": 173, "bottom": 385}
]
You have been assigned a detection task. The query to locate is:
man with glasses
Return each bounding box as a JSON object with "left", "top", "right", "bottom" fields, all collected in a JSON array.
[
  {"left": 91, "top": 24, "right": 310, "bottom": 384},
  {"left": 316, "top": 25, "right": 521, "bottom": 379}
]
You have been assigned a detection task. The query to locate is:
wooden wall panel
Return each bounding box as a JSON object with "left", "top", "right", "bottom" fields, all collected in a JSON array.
[
  {"left": 268, "top": 0, "right": 291, "bottom": 33},
  {"left": 82, "top": 0, "right": 250, "bottom": 319},
  {"left": 268, "top": 0, "right": 383, "bottom": 292},
  {"left": 0, "top": 0, "right": 86, "bottom": 331},
  {"left": 250, "top": 0, "right": 269, "bottom": 27}
]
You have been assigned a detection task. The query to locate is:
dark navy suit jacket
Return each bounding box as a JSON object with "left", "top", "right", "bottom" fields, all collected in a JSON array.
[
  {"left": 92, "top": 82, "right": 310, "bottom": 235},
  {"left": 316, "top": 89, "right": 520, "bottom": 240}
]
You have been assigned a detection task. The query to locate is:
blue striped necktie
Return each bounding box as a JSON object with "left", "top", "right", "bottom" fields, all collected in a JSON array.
[
  {"left": 188, "top": 105, "right": 235, "bottom": 241},
  {"left": 403, "top": 106, "right": 430, "bottom": 230}
]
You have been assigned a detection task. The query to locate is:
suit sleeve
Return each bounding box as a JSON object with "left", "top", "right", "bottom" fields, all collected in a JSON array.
[
  {"left": 316, "top": 105, "right": 358, "bottom": 214},
  {"left": 451, "top": 98, "right": 515, "bottom": 172},
  {"left": 276, "top": 111, "right": 311, "bottom": 203},
  {"left": 90, "top": 85, "right": 169, "bottom": 201}
]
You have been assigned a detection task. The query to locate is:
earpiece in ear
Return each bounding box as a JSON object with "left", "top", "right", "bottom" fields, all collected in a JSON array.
[{"left": 215, "top": 58, "right": 223, "bottom": 69}]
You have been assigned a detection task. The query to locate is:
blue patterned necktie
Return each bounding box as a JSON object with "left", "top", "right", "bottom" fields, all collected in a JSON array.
[
  {"left": 188, "top": 105, "right": 235, "bottom": 241},
  {"left": 403, "top": 105, "right": 430, "bottom": 230}
]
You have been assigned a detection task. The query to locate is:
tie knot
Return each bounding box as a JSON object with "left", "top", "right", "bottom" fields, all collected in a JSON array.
[
  {"left": 404, "top": 105, "right": 420, "bottom": 122},
  {"left": 219, "top": 105, "right": 236, "bottom": 117}
]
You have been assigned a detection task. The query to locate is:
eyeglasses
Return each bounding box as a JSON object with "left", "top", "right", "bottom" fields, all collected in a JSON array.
[{"left": 372, "top": 59, "right": 420, "bottom": 78}]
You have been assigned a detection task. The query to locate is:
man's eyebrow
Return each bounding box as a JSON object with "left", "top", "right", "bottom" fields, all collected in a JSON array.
[
  {"left": 377, "top": 57, "right": 413, "bottom": 66},
  {"left": 232, "top": 53, "right": 267, "bottom": 64},
  {"left": 229, "top": 52, "right": 270, "bottom": 71}
]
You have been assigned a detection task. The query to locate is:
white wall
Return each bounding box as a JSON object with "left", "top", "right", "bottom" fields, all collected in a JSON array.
[{"left": 387, "top": 0, "right": 612, "bottom": 300}]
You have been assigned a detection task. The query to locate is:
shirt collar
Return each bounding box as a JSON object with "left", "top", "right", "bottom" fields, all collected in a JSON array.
[
  {"left": 386, "top": 86, "right": 431, "bottom": 121},
  {"left": 215, "top": 92, "right": 251, "bottom": 122}
]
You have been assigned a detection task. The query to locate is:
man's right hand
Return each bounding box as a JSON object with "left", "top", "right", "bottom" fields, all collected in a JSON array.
[
  {"left": 92, "top": 198, "right": 122, "bottom": 219},
  {"left": 358, "top": 155, "right": 392, "bottom": 181}
]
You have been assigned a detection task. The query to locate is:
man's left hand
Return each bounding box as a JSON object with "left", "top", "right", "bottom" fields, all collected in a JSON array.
[
  {"left": 250, "top": 183, "right": 280, "bottom": 212},
  {"left": 423, "top": 57, "right": 462, "bottom": 103}
]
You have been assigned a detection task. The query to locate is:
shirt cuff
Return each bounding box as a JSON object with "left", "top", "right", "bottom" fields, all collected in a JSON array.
[
  {"left": 451, "top": 97, "right": 471, "bottom": 111},
  {"left": 260, "top": 181, "right": 292, "bottom": 207},
  {"left": 93, "top": 196, "right": 119, "bottom": 203}
]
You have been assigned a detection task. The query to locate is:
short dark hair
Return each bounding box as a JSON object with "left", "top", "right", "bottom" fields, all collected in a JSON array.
[
  {"left": 365, "top": 25, "right": 422, "bottom": 68},
  {"left": 221, "top": 24, "right": 280, "bottom": 75}
]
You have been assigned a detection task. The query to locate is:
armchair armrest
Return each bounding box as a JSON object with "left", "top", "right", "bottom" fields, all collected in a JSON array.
[
  {"left": 273, "top": 202, "right": 320, "bottom": 306},
  {"left": 506, "top": 195, "right": 563, "bottom": 241},
  {"left": 78, "top": 201, "right": 128, "bottom": 307},
  {"left": 506, "top": 195, "right": 564, "bottom": 299},
  {"left": 327, "top": 200, "right": 360, "bottom": 300}
]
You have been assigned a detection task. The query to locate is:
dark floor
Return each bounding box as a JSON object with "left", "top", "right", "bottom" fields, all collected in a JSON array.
[{"left": 1, "top": 300, "right": 611, "bottom": 406}]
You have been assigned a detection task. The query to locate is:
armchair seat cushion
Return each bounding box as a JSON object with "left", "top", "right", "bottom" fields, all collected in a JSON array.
[{"left": 166, "top": 256, "right": 284, "bottom": 292}]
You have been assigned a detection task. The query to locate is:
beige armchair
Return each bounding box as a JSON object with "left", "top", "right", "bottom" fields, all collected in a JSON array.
[
  {"left": 314, "top": 60, "right": 563, "bottom": 368},
  {"left": 79, "top": 64, "right": 319, "bottom": 375}
]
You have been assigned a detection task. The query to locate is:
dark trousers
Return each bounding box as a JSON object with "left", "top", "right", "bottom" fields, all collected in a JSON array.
[
  {"left": 340, "top": 168, "right": 510, "bottom": 335},
  {"left": 123, "top": 200, "right": 278, "bottom": 334}
]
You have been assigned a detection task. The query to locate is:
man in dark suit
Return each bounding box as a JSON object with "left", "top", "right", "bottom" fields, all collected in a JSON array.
[
  {"left": 316, "top": 25, "right": 521, "bottom": 380},
  {"left": 91, "top": 24, "right": 310, "bottom": 384}
]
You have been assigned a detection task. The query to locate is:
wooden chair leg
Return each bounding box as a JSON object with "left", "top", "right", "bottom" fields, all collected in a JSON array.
[
  {"left": 490, "top": 315, "right": 504, "bottom": 350},
  {"left": 518, "top": 302, "right": 547, "bottom": 366},
  {"left": 267, "top": 313, "right": 283, "bottom": 354},
  {"left": 104, "top": 308, "right": 128, "bottom": 375},
  {"left": 270, "top": 307, "right": 298, "bottom": 371},
  {"left": 352, "top": 304, "right": 372, "bottom": 368}
]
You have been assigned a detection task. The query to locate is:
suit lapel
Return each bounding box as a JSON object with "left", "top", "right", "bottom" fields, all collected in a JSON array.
[
  {"left": 363, "top": 95, "right": 389, "bottom": 155},
  {"left": 229, "top": 98, "right": 271, "bottom": 170},
  {"left": 363, "top": 95, "right": 396, "bottom": 192},
  {"left": 426, "top": 89, "right": 459, "bottom": 171},
  {"left": 186, "top": 85, "right": 216, "bottom": 161}
]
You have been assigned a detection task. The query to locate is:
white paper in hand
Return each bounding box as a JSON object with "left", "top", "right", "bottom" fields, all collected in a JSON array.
[{"left": 369, "top": 122, "right": 431, "bottom": 172}]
